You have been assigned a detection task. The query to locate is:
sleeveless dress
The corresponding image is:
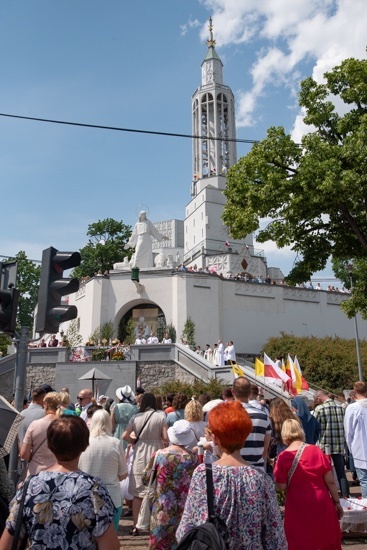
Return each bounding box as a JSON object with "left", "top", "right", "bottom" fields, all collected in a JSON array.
[{"left": 128, "top": 409, "right": 167, "bottom": 497}]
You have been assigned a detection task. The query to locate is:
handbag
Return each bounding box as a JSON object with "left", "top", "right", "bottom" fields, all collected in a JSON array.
[
  {"left": 136, "top": 451, "right": 159, "bottom": 531},
  {"left": 176, "top": 463, "right": 229, "bottom": 549},
  {"left": 11, "top": 475, "right": 33, "bottom": 550}
]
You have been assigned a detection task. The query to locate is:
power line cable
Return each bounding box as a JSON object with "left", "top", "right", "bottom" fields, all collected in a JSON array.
[{"left": 0, "top": 112, "right": 259, "bottom": 144}]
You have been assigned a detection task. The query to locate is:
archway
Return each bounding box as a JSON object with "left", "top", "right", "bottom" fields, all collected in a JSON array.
[{"left": 118, "top": 303, "right": 166, "bottom": 343}]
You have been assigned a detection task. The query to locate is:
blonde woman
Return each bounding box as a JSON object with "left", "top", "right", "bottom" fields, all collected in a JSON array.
[
  {"left": 184, "top": 400, "right": 206, "bottom": 446},
  {"left": 274, "top": 418, "right": 342, "bottom": 550},
  {"left": 20, "top": 392, "right": 60, "bottom": 475},
  {"left": 79, "top": 409, "right": 128, "bottom": 531},
  {"left": 57, "top": 391, "right": 79, "bottom": 417}
]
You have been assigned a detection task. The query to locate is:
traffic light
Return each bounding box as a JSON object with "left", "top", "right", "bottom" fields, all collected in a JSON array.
[
  {"left": 0, "top": 287, "right": 20, "bottom": 333},
  {"left": 36, "top": 247, "right": 81, "bottom": 334}
]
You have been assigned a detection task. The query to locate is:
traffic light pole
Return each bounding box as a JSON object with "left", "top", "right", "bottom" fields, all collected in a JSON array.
[{"left": 9, "top": 326, "right": 30, "bottom": 485}]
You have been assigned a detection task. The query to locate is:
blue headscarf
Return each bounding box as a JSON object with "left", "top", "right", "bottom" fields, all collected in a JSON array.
[{"left": 291, "top": 396, "right": 320, "bottom": 444}]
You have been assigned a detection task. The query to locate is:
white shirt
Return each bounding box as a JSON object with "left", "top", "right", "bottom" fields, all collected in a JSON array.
[
  {"left": 147, "top": 336, "right": 159, "bottom": 344},
  {"left": 204, "top": 348, "right": 212, "bottom": 361},
  {"left": 80, "top": 402, "right": 93, "bottom": 422},
  {"left": 79, "top": 434, "right": 127, "bottom": 507},
  {"left": 217, "top": 342, "right": 225, "bottom": 366},
  {"left": 344, "top": 398, "right": 367, "bottom": 469},
  {"left": 227, "top": 344, "right": 236, "bottom": 362}
]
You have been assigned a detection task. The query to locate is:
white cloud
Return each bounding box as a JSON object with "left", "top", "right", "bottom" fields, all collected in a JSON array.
[
  {"left": 180, "top": 17, "right": 201, "bottom": 36},
  {"left": 200, "top": 0, "right": 367, "bottom": 129}
]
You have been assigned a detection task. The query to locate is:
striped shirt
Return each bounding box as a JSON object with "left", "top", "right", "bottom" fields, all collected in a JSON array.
[
  {"left": 313, "top": 399, "right": 345, "bottom": 454},
  {"left": 240, "top": 402, "right": 271, "bottom": 468}
]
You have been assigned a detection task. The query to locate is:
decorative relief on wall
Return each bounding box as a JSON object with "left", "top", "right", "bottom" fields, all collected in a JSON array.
[
  {"left": 235, "top": 283, "right": 275, "bottom": 298},
  {"left": 283, "top": 288, "right": 319, "bottom": 302},
  {"left": 206, "top": 254, "right": 229, "bottom": 273},
  {"left": 326, "top": 293, "right": 348, "bottom": 305}
]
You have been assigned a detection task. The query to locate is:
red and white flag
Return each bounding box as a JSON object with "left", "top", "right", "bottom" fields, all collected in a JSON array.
[{"left": 264, "top": 353, "right": 290, "bottom": 383}]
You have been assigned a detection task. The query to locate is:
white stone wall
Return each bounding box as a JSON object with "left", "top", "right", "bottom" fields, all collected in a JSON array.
[{"left": 66, "top": 271, "right": 367, "bottom": 356}]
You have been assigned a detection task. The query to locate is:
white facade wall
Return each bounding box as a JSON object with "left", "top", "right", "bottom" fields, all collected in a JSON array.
[{"left": 66, "top": 272, "right": 367, "bottom": 355}]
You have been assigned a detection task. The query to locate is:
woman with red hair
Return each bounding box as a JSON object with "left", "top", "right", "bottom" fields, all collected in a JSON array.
[{"left": 176, "top": 401, "right": 286, "bottom": 549}]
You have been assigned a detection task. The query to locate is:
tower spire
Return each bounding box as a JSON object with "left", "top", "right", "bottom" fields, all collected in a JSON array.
[{"left": 206, "top": 16, "right": 216, "bottom": 48}]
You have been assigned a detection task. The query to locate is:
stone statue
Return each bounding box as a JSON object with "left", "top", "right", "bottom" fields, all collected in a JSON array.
[
  {"left": 124, "top": 211, "right": 169, "bottom": 268},
  {"left": 154, "top": 252, "right": 166, "bottom": 267}
]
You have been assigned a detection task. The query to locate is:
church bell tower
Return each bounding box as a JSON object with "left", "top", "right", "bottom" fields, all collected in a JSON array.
[{"left": 184, "top": 18, "right": 253, "bottom": 269}]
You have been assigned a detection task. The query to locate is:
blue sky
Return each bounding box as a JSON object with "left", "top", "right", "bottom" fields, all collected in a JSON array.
[{"left": 1, "top": 0, "right": 366, "bottom": 284}]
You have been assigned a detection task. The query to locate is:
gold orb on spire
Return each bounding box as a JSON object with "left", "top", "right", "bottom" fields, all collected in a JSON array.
[{"left": 206, "top": 16, "right": 216, "bottom": 47}]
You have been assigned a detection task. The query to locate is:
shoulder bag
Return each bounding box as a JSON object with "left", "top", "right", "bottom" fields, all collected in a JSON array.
[
  {"left": 176, "top": 463, "right": 229, "bottom": 549},
  {"left": 11, "top": 475, "right": 33, "bottom": 550},
  {"left": 287, "top": 442, "right": 307, "bottom": 486},
  {"left": 134, "top": 411, "right": 155, "bottom": 445}
]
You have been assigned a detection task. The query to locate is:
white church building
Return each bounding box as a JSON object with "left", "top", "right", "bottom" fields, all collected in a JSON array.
[{"left": 66, "top": 20, "right": 367, "bottom": 354}]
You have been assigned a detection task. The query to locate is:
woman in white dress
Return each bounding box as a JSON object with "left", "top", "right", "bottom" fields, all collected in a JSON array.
[
  {"left": 122, "top": 393, "right": 168, "bottom": 535},
  {"left": 79, "top": 410, "right": 128, "bottom": 531}
]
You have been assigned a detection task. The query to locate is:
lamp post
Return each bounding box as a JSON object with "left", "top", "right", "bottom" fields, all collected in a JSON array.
[{"left": 346, "top": 264, "right": 363, "bottom": 381}]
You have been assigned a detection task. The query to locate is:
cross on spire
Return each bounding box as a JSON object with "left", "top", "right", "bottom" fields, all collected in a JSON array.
[{"left": 206, "top": 16, "right": 216, "bottom": 48}]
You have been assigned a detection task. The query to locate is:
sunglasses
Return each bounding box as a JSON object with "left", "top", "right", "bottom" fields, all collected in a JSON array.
[{"left": 77, "top": 396, "right": 87, "bottom": 401}]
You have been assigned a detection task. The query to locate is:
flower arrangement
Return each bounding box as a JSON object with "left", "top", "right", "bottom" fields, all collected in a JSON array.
[{"left": 112, "top": 350, "right": 124, "bottom": 361}]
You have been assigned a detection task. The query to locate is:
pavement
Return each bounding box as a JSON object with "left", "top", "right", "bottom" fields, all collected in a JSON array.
[{"left": 116, "top": 473, "right": 367, "bottom": 549}]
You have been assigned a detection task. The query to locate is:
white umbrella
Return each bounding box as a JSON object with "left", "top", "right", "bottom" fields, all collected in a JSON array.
[{"left": 78, "top": 367, "right": 112, "bottom": 395}]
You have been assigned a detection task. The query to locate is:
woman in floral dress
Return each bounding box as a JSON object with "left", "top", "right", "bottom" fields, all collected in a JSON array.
[
  {"left": 0, "top": 416, "right": 118, "bottom": 550},
  {"left": 143, "top": 419, "right": 198, "bottom": 549},
  {"left": 176, "top": 401, "right": 286, "bottom": 550}
]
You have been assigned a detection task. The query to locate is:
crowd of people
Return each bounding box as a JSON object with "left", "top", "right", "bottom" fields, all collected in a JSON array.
[
  {"left": 1, "top": 378, "right": 367, "bottom": 549},
  {"left": 174, "top": 264, "right": 351, "bottom": 293}
]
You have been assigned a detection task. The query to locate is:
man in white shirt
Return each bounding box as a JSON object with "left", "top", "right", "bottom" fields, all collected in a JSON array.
[
  {"left": 18, "top": 387, "right": 46, "bottom": 445},
  {"left": 217, "top": 340, "right": 225, "bottom": 367},
  {"left": 226, "top": 341, "right": 236, "bottom": 363},
  {"left": 135, "top": 336, "right": 146, "bottom": 345},
  {"left": 147, "top": 332, "right": 159, "bottom": 344},
  {"left": 344, "top": 381, "right": 367, "bottom": 498},
  {"left": 78, "top": 389, "right": 93, "bottom": 422},
  {"left": 204, "top": 344, "right": 212, "bottom": 362},
  {"left": 161, "top": 332, "right": 172, "bottom": 344}
]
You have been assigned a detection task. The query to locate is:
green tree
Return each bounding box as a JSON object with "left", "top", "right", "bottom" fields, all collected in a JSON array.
[
  {"left": 6, "top": 251, "right": 41, "bottom": 332},
  {"left": 123, "top": 318, "right": 136, "bottom": 345},
  {"left": 90, "top": 321, "right": 115, "bottom": 344},
  {"left": 181, "top": 317, "right": 196, "bottom": 350},
  {"left": 63, "top": 319, "right": 83, "bottom": 350},
  {"left": 223, "top": 56, "right": 367, "bottom": 316},
  {"left": 72, "top": 218, "right": 132, "bottom": 279},
  {"left": 166, "top": 322, "right": 177, "bottom": 343}
]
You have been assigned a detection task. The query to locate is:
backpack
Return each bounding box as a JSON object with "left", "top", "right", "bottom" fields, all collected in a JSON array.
[{"left": 176, "top": 464, "right": 229, "bottom": 550}]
